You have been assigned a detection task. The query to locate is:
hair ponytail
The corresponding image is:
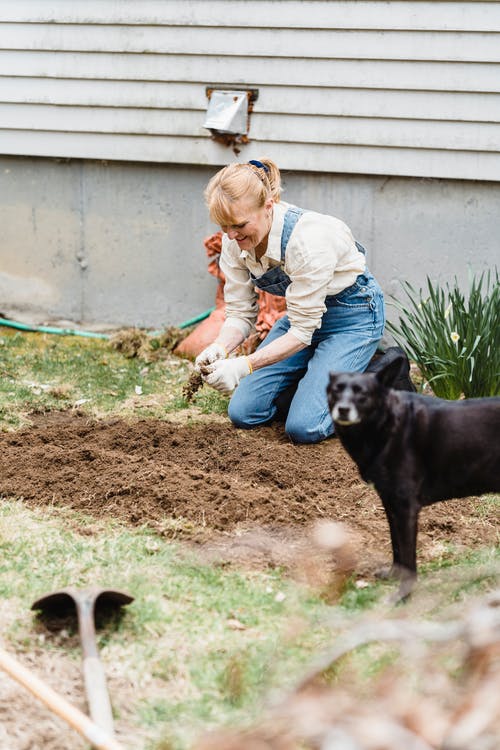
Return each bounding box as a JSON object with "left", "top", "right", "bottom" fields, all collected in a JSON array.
[{"left": 257, "top": 158, "right": 282, "bottom": 202}]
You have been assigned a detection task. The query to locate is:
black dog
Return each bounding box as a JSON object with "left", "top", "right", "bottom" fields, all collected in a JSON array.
[{"left": 327, "top": 353, "right": 500, "bottom": 597}]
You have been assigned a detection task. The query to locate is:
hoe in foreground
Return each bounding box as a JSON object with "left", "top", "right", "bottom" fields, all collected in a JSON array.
[
  {"left": 32, "top": 586, "right": 134, "bottom": 735},
  {"left": 327, "top": 353, "right": 500, "bottom": 598}
]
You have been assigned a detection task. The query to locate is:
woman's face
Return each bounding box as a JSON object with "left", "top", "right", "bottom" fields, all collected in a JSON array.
[{"left": 220, "top": 197, "right": 273, "bottom": 252}]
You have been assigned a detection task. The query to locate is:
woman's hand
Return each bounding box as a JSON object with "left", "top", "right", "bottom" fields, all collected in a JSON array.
[
  {"left": 202, "top": 357, "right": 251, "bottom": 394},
  {"left": 195, "top": 324, "right": 247, "bottom": 372},
  {"left": 194, "top": 342, "right": 228, "bottom": 371}
]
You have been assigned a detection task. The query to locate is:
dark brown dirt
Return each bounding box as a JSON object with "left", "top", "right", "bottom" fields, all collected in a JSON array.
[{"left": 0, "top": 411, "right": 496, "bottom": 574}]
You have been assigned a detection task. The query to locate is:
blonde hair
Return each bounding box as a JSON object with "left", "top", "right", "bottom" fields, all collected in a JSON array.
[{"left": 204, "top": 157, "right": 282, "bottom": 226}]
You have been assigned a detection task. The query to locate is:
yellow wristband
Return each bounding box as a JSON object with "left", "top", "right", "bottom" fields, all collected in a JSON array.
[{"left": 245, "top": 356, "right": 253, "bottom": 374}]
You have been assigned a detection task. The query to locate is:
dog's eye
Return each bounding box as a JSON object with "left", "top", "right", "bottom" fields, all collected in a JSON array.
[{"left": 352, "top": 384, "right": 363, "bottom": 394}]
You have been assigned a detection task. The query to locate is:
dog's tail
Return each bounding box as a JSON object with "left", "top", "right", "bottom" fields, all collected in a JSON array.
[{"left": 365, "top": 347, "right": 416, "bottom": 392}]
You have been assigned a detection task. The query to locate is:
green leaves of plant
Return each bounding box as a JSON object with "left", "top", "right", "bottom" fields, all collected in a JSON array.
[{"left": 387, "top": 269, "right": 499, "bottom": 399}]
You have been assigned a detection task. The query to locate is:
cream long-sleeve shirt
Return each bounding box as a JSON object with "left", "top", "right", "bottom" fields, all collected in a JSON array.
[{"left": 219, "top": 200, "right": 366, "bottom": 346}]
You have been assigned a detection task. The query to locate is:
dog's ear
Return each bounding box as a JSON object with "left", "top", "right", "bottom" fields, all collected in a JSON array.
[
  {"left": 374, "top": 352, "right": 408, "bottom": 389},
  {"left": 326, "top": 372, "right": 340, "bottom": 408},
  {"left": 366, "top": 347, "right": 415, "bottom": 391},
  {"left": 326, "top": 372, "right": 336, "bottom": 396}
]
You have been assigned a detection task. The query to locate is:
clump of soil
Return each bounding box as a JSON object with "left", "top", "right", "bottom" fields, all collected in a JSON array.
[
  {"left": 182, "top": 370, "right": 204, "bottom": 402},
  {"left": 0, "top": 411, "right": 495, "bottom": 574}
]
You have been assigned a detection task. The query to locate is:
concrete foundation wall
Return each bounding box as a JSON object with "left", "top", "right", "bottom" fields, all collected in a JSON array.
[{"left": 1, "top": 155, "right": 498, "bottom": 330}]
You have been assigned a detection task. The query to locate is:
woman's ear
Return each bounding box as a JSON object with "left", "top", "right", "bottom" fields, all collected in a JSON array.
[{"left": 265, "top": 197, "right": 274, "bottom": 211}]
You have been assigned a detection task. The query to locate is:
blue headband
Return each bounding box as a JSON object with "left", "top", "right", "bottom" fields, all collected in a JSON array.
[{"left": 248, "top": 159, "right": 269, "bottom": 173}]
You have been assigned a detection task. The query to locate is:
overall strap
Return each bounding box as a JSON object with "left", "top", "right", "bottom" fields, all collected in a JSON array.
[
  {"left": 355, "top": 240, "right": 366, "bottom": 256},
  {"left": 280, "top": 206, "right": 305, "bottom": 262}
]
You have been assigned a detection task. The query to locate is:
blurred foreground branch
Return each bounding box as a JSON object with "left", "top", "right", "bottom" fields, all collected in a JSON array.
[{"left": 195, "top": 586, "right": 500, "bottom": 750}]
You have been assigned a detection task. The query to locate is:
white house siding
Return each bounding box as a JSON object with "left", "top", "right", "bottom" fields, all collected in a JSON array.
[{"left": 0, "top": 0, "right": 499, "bottom": 180}]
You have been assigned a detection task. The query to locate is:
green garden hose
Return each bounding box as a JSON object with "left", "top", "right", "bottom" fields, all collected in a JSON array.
[
  {"left": 0, "top": 318, "right": 110, "bottom": 340},
  {"left": 0, "top": 307, "right": 215, "bottom": 340}
]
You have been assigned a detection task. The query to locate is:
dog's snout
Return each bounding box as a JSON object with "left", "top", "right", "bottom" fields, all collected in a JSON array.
[{"left": 331, "top": 398, "right": 360, "bottom": 426}]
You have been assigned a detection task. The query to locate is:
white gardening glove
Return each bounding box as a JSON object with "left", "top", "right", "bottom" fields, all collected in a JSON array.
[
  {"left": 202, "top": 356, "right": 252, "bottom": 395},
  {"left": 194, "top": 341, "right": 228, "bottom": 372}
]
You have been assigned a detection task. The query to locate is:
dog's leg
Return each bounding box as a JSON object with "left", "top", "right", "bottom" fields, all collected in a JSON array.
[
  {"left": 381, "top": 496, "right": 419, "bottom": 600},
  {"left": 375, "top": 507, "right": 401, "bottom": 580}
]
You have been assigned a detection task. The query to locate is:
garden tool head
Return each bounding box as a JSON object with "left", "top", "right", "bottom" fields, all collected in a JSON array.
[{"left": 31, "top": 586, "right": 134, "bottom": 630}]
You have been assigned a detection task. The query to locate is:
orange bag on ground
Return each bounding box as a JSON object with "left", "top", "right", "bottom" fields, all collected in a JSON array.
[{"left": 175, "top": 232, "right": 286, "bottom": 359}]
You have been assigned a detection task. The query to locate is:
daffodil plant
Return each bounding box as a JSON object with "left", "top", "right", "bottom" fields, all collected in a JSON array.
[{"left": 387, "top": 270, "right": 499, "bottom": 399}]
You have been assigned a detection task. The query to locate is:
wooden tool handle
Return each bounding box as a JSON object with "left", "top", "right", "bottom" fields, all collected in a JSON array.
[
  {"left": 0, "top": 646, "right": 124, "bottom": 750},
  {"left": 83, "top": 655, "right": 115, "bottom": 734}
]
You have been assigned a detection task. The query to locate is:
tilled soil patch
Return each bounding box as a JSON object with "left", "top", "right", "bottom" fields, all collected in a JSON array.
[{"left": 0, "top": 410, "right": 496, "bottom": 573}]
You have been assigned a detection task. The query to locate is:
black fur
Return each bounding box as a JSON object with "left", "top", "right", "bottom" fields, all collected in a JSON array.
[
  {"left": 364, "top": 346, "right": 416, "bottom": 392},
  {"left": 327, "top": 353, "right": 500, "bottom": 596}
]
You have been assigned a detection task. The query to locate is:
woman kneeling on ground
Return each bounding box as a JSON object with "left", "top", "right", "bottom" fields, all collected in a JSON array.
[{"left": 196, "top": 157, "right": 385, "bottom": 444}]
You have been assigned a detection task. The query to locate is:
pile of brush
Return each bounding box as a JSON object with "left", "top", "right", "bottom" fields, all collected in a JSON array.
[{"left": 109, "top": 327, "right": 189, "bottom": 362}]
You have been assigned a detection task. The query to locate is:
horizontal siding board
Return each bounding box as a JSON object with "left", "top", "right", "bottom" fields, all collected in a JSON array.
[
  {"left": 1, "top": 2, "right": 499, "bottom": 181},
  {"left": 2, "top": 51, "right": 500, "bottom": 93},
  {"left": 2, "top": 78, "right": 500, "bottom": 123},
  {"left": 2, "top": 104, "right": 498, "bottom": 151},
  {"left": 2, "top": 24, "right": 500, "bottom": 63},
  {"left": 0, "top": 77, "right": 207, "bottom": 110},
  {"left": 1, "top": 129, "right": 499, "bottom": 181},
  {"left": 249, "top": 87, "right": 500, "bottom": 122},
  {"left": 2, "top": 1, "right": 500, "bottom": 33},
  {"left": 253, "top": 114, "right": 500, "bottom": 151}
]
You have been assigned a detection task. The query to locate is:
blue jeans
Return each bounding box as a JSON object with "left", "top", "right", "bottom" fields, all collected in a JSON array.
[{"left": 228, "top": 273, "right": 385, "bottom": 443}]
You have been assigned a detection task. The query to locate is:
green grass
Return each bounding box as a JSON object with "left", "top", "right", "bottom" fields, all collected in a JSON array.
[
  {"left": 0, "top": 500, "right": 336, "bottom": 748},
  {"left": 472, "top": 492, "right": 500, "bottom": 519},
  {"left": 2, "top": 499, "right": 496, "bottom": 749},
  {"left": 0, "top": 329, "right": 228, "bottom": 428}
]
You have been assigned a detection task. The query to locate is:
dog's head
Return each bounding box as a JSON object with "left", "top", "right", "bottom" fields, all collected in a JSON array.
[{"left": 327, "top": 355, "right": 404, "bottom": 426}]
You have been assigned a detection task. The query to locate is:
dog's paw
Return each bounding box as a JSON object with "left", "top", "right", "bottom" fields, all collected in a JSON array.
[
  {"left": 374, "top": 564, "right": 398, "bottom": 580},
  {"left": 377, "top": 564, "right": 416, "bottom": 604},
  {"left": 384, "top": 585, "right": 413, "bottom": 607}
]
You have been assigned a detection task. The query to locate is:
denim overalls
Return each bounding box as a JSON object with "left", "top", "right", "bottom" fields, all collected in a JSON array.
[
  {"left": 228, "top": 206, "right": 385, "bottom": 444},
  {"left": 250, "top": 206, "right": 374, "bottom": 305}
]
